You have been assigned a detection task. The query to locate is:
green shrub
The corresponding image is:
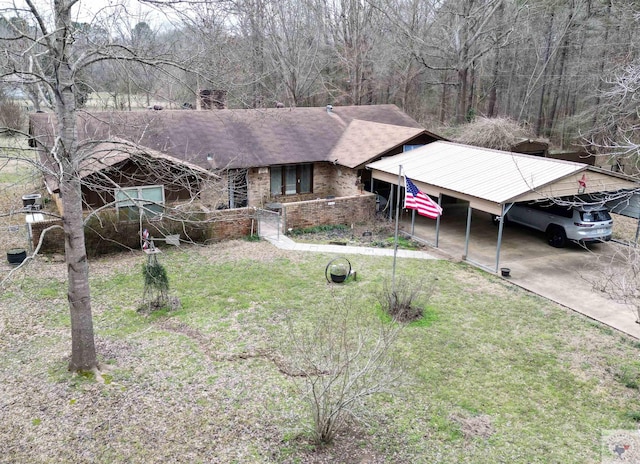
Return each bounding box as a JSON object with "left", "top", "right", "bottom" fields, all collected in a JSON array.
[
  {"left": 141, "top": 259, "right": 170, "bottom": 312},
  {"left": 288, "top": 224, "right": 348, "bottom": 236}
]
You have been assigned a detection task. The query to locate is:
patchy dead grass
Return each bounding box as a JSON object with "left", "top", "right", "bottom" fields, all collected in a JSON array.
[
  {"left": 612, "top": 213, "right": 639, "bottom": 242},
  {"left": 2, "top": 241, "right": 640, "bottom": 463},
  {"left": 449, "top": 412, "right": 495, "bottom": 440}
]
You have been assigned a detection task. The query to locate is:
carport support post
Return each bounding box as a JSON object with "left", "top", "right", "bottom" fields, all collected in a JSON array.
[
  {"left": 463, "top": 206, "right": 472, "bottom": 260},
  {"left": 435, "top": 194, "right": 442, "bottom": 247},
  {"left": 495, "top": 204, "right": 507, "bottom": 273}
]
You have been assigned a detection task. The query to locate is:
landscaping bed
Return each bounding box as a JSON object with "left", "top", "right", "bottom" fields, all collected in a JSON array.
[{"left": 287, "top": 222, "right": 425, "bottom": 250}]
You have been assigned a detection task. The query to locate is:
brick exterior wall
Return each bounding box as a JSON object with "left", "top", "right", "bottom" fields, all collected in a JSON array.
[
  {"left": 331, "top": 165, "right": 362, "bottom": 197},
  {"left": 247, "top": 167, "right": 270, "bottom": 206},
  {"left": 30, "top": 208, "right": 254, "bottom": 256},
  {"left": 281, "top": 193, "right": 376, "bottom": 231},
  {"left": 30, "top": 220, "right": 65, "bottom": 253},
  {"left": 246, "top": 162, "right": 362, "bottom": 207},
  {"left": 199, "top": 175, "right": 230, "bottom": 209}
]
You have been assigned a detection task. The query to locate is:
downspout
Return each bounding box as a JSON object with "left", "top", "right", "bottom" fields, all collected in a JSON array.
[{"left": 495, "top": 203, "right": 513, "bottom": 273}]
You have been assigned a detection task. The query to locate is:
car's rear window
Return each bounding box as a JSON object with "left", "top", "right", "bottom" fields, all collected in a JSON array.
[{"left": 580, "top": 210, "right": 611, "bottom": 222}]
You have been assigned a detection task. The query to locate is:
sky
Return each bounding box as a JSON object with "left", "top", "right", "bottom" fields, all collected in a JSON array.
[{"left": 0, "top": 0, "right": 170, "bottom": 27}]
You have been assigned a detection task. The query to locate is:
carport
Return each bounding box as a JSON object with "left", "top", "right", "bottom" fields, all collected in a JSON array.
[{"left": 366, "top": 141, "right": 640, "bottom": 273}]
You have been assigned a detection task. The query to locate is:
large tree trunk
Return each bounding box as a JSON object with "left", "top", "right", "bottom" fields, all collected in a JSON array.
[
  {"left": 487, "top": 47, "right": 500, "bottom": 117},
  {"left": 486, "top": 1, "right": 505, "bottom": 118},
  {"left": 547, "top": 35, "right": 568, "bottom": 138},
  {"left": 456, "top": 67, "right": 468, "bottom": 124},
  {"left": 467, "top": 61, "right": 476, "bottom": 120},
  {"left": 60, "top": 174, "right": 97, "bottom": 372},
  {"left": 535, "top": 10, "right": 555, "bottom": 137},
  {"left": 439, "top": 70, "right": 449, "bottom": 123},
  {"left": 55, "top": 0, "right": 98, "bottom": 372},
  {"left": 590, "top": 0, "right": 613, "bottom": 129}
]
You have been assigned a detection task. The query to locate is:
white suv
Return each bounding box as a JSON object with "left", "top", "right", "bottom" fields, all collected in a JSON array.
[{"left": 497, "top": 202, "right": 613, "bottom": 248}]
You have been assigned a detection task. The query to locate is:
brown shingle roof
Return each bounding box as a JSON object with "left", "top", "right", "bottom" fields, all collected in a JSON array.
[
  {"left": 41, "top": 139, "right": 215, "bottom": 193},
  {"left": 29, "top": 104, "right": 432, "bottom": 170},
  {"left": 330, "top": 120, "right": 427, "bottom": 169}
]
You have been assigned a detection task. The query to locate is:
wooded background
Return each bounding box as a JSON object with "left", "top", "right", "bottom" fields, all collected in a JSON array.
[
  {"left": 2, "top": 0, "right": 639, "bottom": 149},
  {"left": 0, "top": 0, "right": 638, "bottom": 378}
]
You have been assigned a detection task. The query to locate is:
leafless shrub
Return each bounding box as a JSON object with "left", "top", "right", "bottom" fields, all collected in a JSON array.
[
  {"left": 453, "top": 117, "right": 539, "bottom": 151},
  {"left": 0, "top": 99, "right": 25, "bottom": 135},
  {"left": 589, "top": 242, "right": 640, "bottom": 323},
  {"left": 377, "top": 277, "right": 433, "bottom": 323},
  {"left": 281, "top": 294, "right": 403, "bottom": 445}
]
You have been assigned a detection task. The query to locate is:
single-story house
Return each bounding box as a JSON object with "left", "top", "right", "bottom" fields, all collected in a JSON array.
[{"left": 29, "top": 105, "right": 442, "bottom": 220}]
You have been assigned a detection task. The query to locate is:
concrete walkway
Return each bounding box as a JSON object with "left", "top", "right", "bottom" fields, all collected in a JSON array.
[
  {"left": 260, "top": 227, "right": 438, "bottom": 260},
  {"left": 259, "top": 218, "right": 640, "bottom": 340}
]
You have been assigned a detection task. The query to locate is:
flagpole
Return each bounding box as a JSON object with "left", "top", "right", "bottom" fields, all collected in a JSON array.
[{"left": 392, "top": 165, "right": 402, "bottom": 295}]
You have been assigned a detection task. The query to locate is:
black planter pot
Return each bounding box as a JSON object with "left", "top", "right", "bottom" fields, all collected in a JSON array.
[
  {"left": 325, "top": 257, "right": 352, "bottom": 284},
  {"left": 7, "top": 248, "right": 27, "bottom": 265},
  {"left": 330, "top": 273, "right": 348, "bottom": 283}
]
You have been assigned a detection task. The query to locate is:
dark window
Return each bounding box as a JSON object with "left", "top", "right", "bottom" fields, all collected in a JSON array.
[
  {"left": 270, "top": 164, "right": 313, "bottom": 195},
  {"left": 581, "top": 210, "right": 611, "bottom": 222},
  {"left": 528, "top": 201, "right": 573, "bottom": 218}
]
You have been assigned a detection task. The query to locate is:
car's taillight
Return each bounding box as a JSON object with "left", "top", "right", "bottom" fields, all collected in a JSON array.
[{"left": 574, "top": 222, "right": 594, "bottom": 227}]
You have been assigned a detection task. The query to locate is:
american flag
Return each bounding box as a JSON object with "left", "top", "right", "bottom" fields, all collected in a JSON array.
[{"left": 404, "top": 176, "right": 443, "bottom": 219}]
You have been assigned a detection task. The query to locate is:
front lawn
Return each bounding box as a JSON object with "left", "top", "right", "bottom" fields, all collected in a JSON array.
[{"left": 1, "top": 240, "right": 638, "bottom": 463}]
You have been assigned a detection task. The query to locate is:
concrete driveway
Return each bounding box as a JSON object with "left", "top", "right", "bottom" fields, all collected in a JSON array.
[{"left": 401, "top": 204, "right": 640, "bottom": 338}]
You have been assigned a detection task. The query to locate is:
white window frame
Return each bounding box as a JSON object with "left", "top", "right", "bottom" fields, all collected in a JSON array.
[{"left": 115, "top": 185, "right": 165, "bottom": 219}]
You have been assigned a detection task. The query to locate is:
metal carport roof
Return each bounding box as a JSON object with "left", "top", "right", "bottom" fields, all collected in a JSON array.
[{"left": 366, "top": 141, "right": 640, "bottom": 272}]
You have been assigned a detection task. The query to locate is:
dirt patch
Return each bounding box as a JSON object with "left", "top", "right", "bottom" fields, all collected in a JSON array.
[
  {"left": 291, "top": 426, "right": 386, "bottom": 464},
  {"left": 450, "top": 412, "right": 495, "bottom": 440}
]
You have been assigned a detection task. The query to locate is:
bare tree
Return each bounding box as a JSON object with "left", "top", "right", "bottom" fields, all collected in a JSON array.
[
  {"left": 579, "top": 57, "right": 640, "bottom": 318},
  {"left": 262, "top": 0, "right": 327, "bottom": 106},
  {"left": 0, "top": 0, "right": 211, "bottom": 373},
  {"left": 588, "top": 58, "right": 640, "bottom": 173}
]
